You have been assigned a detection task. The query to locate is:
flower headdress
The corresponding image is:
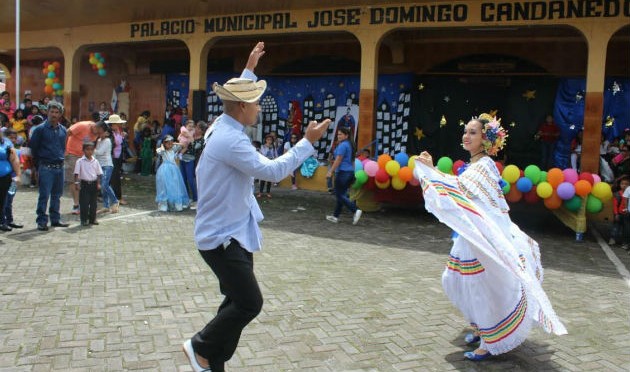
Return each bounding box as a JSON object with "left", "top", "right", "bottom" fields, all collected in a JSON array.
[{"left": 475, "top": 113, "right": 508, "bottom": 156}]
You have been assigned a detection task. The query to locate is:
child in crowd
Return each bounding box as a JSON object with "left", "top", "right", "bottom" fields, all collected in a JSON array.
[
  {"left": 10, "top": 109, "right": 27, "bottom": 143},
  {"left": 1, "top": 129, "right": 23, "bottom": 230},
  {"left": 611, "top": 176, "right": 629, "bottom": 246},
  {"left": 284, "top": 134, "right": 300, "bottom": 189},
  {"left": 74, "top": 141, "right": 102, "bottom": 227},
  {"left": 257, "top": 134, "right": 278, "bottom": 198},
  {"left": 140, "top": 126, "right": 154, "bottom": 176},
  {"left": 155, "top": 135, "right": 189, "bottom": 212}
]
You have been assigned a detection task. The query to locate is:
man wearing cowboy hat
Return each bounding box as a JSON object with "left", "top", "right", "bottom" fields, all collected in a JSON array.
[{"left": 183, "top": 42, "right": 330, "bottom": 372}]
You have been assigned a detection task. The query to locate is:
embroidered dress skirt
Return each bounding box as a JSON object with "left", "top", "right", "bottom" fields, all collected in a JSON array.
[
  {"left": 155, "top": 161, "right": 190, "bottom": 211},
  {"left": 442, "top": 232, "right": 542, "bottom": 355}
]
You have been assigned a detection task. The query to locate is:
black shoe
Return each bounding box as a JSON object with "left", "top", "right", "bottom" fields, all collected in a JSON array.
[
  {"left": 0, "top": 224, "right": 12, "bottom": 232},
  {"left": 51, "top": 222, "right": 70, "bottom": 227},
  {"left": 90, "top": 221, "right": 99, "bottom": 225},
  {"left": 81, "top": 222, "right": 90, "bottom": 227},
  {"left": 8, "top": 223, "right": 23, "bottom": 229},
  {"left": 37, "top": 224, "right": 49, "bottom": 231}
]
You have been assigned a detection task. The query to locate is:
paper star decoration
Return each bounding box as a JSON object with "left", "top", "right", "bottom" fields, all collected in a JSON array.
[
  {"left": 522, "top": 90, "right": 536, "bottom": 101},
  {"left": 489, "top": 109, "right": 498, "bottom": 117},
  {"left": 569, "top": 124, "right": 576, "bottom": 130},
  {"left": 605, "top": 116, "right": 615, "bottom": 127},
  {"left": 459, "top": 119, "right": 465, "bottom": 126},
  {"left": 443, "top": 96, "right": 450, "bottom": 103},
  {"left": 418, "top": 83, "right": 424, "bottom": 91},
  {"left": 509, "top": 122, "right": 516, "bottom": 127},
  {"left": 414, "top": 127, "right": 426, "bottom": 141},
  {"left": 439, "top": 115, "right": 447, "bottom": 127},
  {"left": 612, "top": 81, "right": 621, "bottom": 96}
]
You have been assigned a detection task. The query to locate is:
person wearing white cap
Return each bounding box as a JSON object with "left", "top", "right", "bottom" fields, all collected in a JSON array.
[{"left": 182, "top": 42, "right": 330, "bottom": 372}]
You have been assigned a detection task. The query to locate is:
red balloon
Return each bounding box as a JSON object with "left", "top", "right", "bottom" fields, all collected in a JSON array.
[
  {"left": 506, "top": 186, "right": 523, "bottom": 203},
  {"left": 453, "top": 160, "right": 465, "bottom": 174},
  {"left": 364, "top": 177, "right": 376, "bottom": 191},
  {"left": 375, "top": 169, "right": 390, "bottom": 183},
  {"left": 495, "top": 161, "right": 504, "bottom": 174},
  {"left": 578, "top": 172, "right": 595, "bottom": 185},
  {"left": 523, "top": 187, "right": 540, "bottom": 204},
  {"left": 43, "top": 61, "right": 50, "bottom": 68}
]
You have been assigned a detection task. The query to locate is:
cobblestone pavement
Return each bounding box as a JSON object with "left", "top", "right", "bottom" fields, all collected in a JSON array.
[{"left": 1, "top": 175, "right": 629, "bottom": 372}]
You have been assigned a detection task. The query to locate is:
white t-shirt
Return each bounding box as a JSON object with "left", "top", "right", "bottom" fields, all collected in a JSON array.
[{"left": 623, "top": 187, "right": 630, "bottom": 212}]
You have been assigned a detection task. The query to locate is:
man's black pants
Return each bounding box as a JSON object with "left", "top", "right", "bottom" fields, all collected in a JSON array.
[
  {"left": 79, "top": 181, "right": 97, "bottom": 224},
  {"left": 192, "top": 240, "right": 263, "bottom": 371}
]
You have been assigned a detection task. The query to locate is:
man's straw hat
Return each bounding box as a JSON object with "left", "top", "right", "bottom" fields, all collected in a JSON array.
[{"left": 212, "top": 78, "right": 267, "bottom": 103}]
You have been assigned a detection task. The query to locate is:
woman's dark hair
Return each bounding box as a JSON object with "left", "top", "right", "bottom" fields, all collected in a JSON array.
[
  {"left": 196, "top": 120, "right": 208, "bottom": 133},
  {"left": 13, "top": 109, "right": 24, "bottom": 119},
  {"left": 96, "top": 121, "right": 115, "bottom": 157},
  {"left": 31, "top": 115, "right": 44, "bottom": 125},
  {"left": 337, "top": 126, "right": 356, "bottom": 162}
]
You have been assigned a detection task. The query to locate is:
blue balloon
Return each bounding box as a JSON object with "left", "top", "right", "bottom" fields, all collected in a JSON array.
[
  {"left": 394, "top": 152, "right": 409, "bottom": 167},
  {"left": 354, "top": 158, "right": 363, "bottom": 171},
  {"left": 98, "top": 69, "right": 106, "bottom": 77},
  {"left": 516, "top": 177, "right": 533, "bottom": 193},
  {"left": 94, "top": 52, "right": 101, "bottom": 59},
  {"left": 52, "top": 83, "right": 61, "bottom": 90}
]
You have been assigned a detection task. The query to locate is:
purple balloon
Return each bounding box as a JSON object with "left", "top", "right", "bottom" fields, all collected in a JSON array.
[
  {"left": 562, "top": 168, "right": 579, "bottom": 184},
  {"left": 557, "top": 182, "right": 576, "bottom": 200}
]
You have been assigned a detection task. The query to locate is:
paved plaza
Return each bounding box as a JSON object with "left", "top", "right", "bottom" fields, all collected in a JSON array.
[{"left": 0, "top": 175, "right": 629, "bottom": 371}]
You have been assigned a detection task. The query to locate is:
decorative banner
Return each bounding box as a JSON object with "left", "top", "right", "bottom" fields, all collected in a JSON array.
[{"left": 42, "top": 61, "right": 63, "bottom": 96}]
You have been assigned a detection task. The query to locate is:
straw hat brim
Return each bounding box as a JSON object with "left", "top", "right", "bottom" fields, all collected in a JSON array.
[
  {"left": 105, "top": 114, "right": 127, "bottom": 124},
  {"left": 213, "top": 78, "right": 267, "bottom": 103}
]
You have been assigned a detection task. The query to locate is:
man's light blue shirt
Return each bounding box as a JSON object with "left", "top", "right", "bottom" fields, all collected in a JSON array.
[{"left": 194, "top": 71, "right": 316, "bottom": 253}]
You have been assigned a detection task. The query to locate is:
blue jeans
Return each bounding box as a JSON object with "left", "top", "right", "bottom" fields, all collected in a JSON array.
[
  {"left": 333, "top": 170, "right": 357, "bottom": 218},
  {"left": 180, "top": 160, "right": 197, "bottom": 201},
  {"left": 101, "top": 166, "right": 119, "bottom": 208},
  {"left": 2, "top": 191, "right": 14, "bottom": 225},
  {"left": 37, "top": 165, "right": 64, "bottom": 225}
]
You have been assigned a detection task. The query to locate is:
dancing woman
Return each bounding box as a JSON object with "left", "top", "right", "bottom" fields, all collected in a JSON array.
[{"left": 414, "top": 114, "right": 567, "bottom": 360}]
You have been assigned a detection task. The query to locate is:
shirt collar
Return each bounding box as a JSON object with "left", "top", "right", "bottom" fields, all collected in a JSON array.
[{"left": 222, "top": 113, "right": 246, "bottom": 133}]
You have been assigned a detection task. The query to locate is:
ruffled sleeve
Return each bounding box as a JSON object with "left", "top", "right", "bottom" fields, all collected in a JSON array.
[{"left": 458, "top": 157, "right": 509, "bottom": 214}]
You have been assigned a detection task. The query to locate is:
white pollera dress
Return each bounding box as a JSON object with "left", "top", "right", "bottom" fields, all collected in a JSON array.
[{"left": 414, "top": 156, "right": 567, "bottom": 355}]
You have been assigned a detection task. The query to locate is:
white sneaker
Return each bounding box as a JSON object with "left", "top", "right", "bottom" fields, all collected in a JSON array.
[
  {"left": 182, "top": 339, "right": 212, "bottom": 372},
  {"left": 326, "top": 215, "right": 339, "bottom": 223},
  {"left": 352, "top": 209, "right": 363, "bottom": 225}
]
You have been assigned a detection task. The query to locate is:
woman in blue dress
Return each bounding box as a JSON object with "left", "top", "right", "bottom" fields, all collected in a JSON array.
[{"left": 155, "top": 135, "right": 189, "bottom": 212}]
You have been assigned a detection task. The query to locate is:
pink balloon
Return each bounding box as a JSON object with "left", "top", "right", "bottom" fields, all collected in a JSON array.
[
  {"left": 562, "top": 168, "right": 579, "bottom": 184},
  {"left": 409, "top": 177, "right": 420, "bottom": 186},
  {"left": 361, "top": 158, "right": 370, "bottom": 166},
  {"left": 592, "top": 174, "right": 601, "bottom": 184},
  {"left": 364, "top": 160, "right": 379, "bottom": 177}
]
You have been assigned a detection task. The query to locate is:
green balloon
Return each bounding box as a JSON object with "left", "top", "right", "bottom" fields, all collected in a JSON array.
[
  {"left": 586, "top": 195, "right": 603, "bottom": 213},
  {"left": 437, "top": 157, "right": 453, "bottom": 173},
  {"left": 539, "top": 171, "right": 547, "bottom": 183},
  {"left": 524, "top": 165, "right": 541, "bottom": 184},
  {"left": 563, "top": 196, "right": 582, "bottom": 212},
  {"left": 355, "top": 170, "right": 368, "bottom": 185},
  {"left": 502, "top": 180, "right": 511, "bottom": 194}
]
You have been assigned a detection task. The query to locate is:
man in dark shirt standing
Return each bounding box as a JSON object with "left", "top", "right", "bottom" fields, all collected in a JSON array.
[{"left": 29, "top": 101, "right": 70, "bottom": 231}]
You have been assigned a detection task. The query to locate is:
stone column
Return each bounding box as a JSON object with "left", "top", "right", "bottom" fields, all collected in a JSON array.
[
  {"left": 186, "top": 39, "right": 214, "bottom": 122},
  {"left": 61, "top": 45, "right": 83, "bottom": 121},
  {"left": 354, "top": 30, "right": 382, "bottom": 152}
]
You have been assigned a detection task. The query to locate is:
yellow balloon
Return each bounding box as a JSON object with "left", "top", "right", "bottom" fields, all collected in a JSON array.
[
  {"left": 385, "top": 160, "right": 401, "bottom": 177},
  {"left": 591, "top": 182, "right": 612, "bottom": 202},
  {"left": 391, "top": 176, "right": 407, "bottom": 190},
  {"left": 408, "top": 155, "right": 418, "bottom": 170},
  {"left": 536, "top": 181, "right": 553, "bottom": 199},
  {"left": 502, "top": 164, "right": 520, "bottom": 184},
  {"left": 97, "top": 62, "right": 104, "bottom": 69},
  {"left": 375, "top": 179, "right": 390, "bottom": 189},
  {"left": 47, "top": 64, "right": 55, "bottom": 72}
]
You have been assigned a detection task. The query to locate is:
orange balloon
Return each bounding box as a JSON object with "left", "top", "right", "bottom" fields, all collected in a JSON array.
[
  {"left": 506, "top": 186, "right": 523, "bottom": 203},
  {"left": 42, "top": 68, "right": 48, "bottom": 75},
  {"left": 546, "top": 168, "right": 564, "bottom": 188},
  {"left": 44, "top": 85, "right": 54, "bottom": 94},
  {"left": 544, "top": 192, "right": 562, "bottom": 209},
  {"left": 52, "top": 61, "right": 61, "bottom": 69},
  {"left": 377, "top": 154, "right": 393, "bottom": 169},
  {"left": 398, "top": 167, "right": 413, "bottom": 182},
  {"left": 574, "top": 180, "right": 592, "bottom": 197}
]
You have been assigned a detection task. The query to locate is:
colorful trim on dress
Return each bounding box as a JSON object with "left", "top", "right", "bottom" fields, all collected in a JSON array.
[
  {"left": 480, "top": 289, "right": 527, "bottom": 344},
  {"left": 424, "top": 180, "right": 481, "bottom": 216},
  {"left": 447, "top": 255, "right": 485, "bottom": 275}
]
